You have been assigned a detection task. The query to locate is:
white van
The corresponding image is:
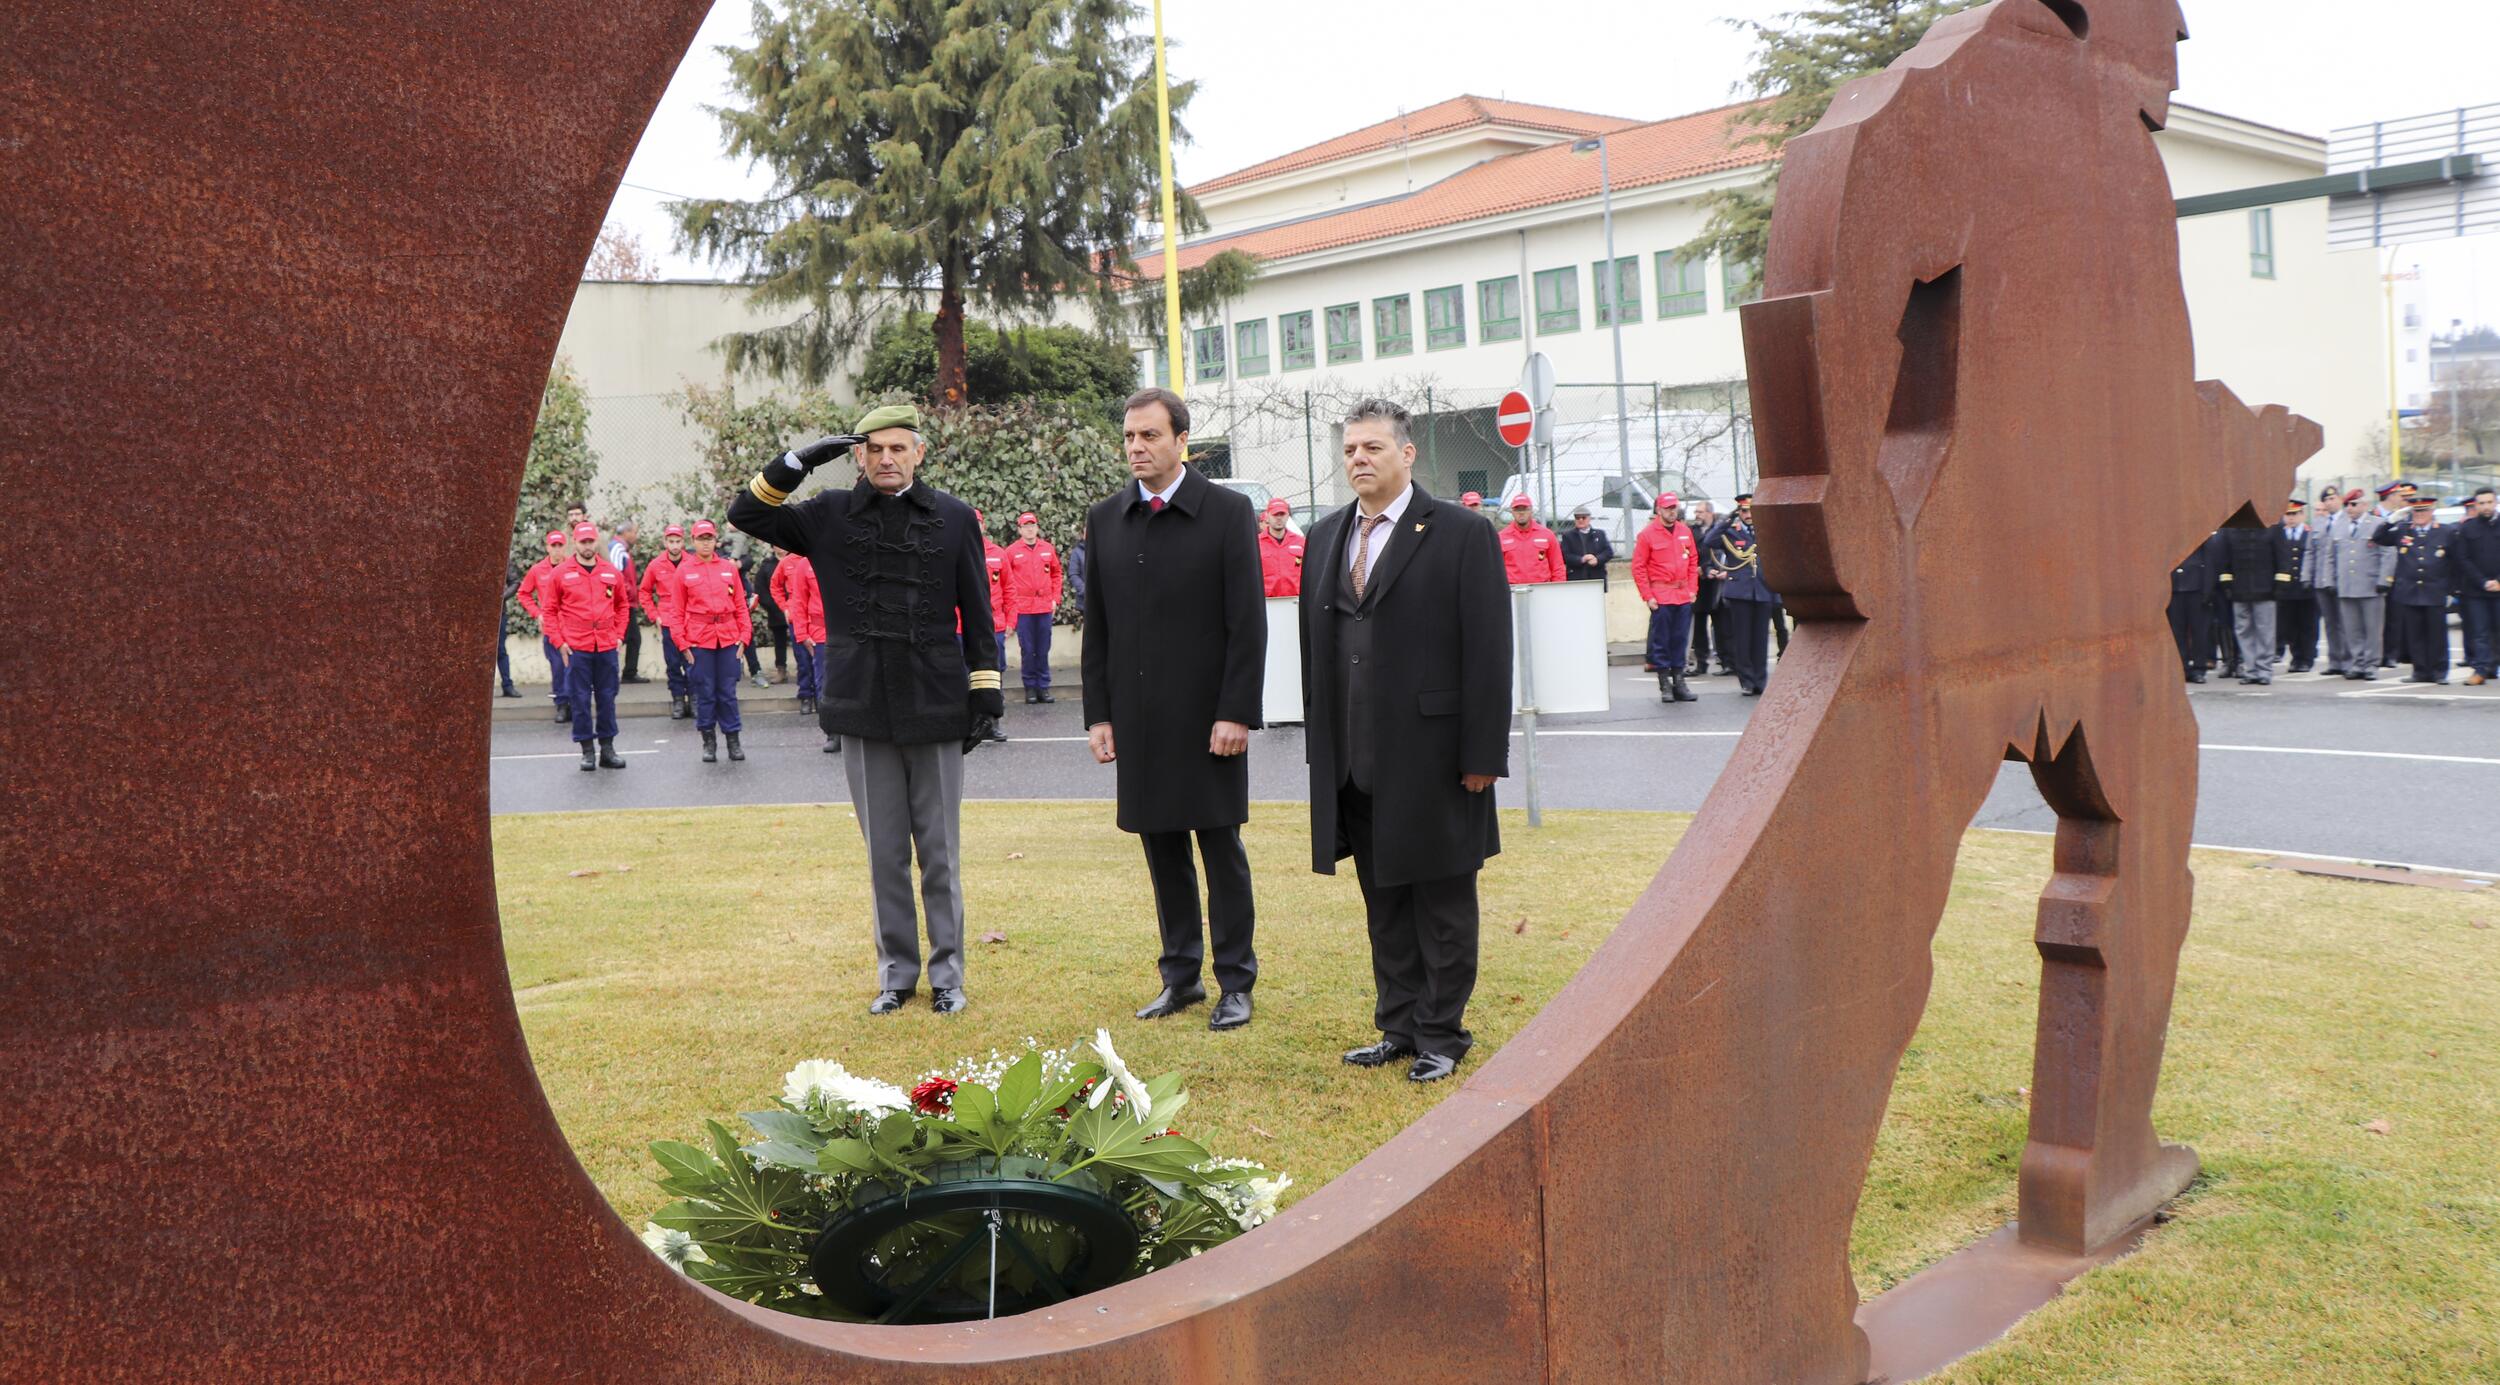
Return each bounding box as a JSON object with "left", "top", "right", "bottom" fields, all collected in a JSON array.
[{"left": 1494, "top": 407, "right": 1748, "bottom": 542}]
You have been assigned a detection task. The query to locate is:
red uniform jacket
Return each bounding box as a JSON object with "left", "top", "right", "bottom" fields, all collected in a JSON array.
[
  {"left": 543, "top": 557, "right": 631, "bottom": 651},
  {"left": 770, "top": 554, "right": 827, "bottom": 644},
  {"left": 1002, "top": 539, "right": 1062, "bottom": 617},
  {"left": 518, "top": 556, "right": 560, "bottom": 632},
  {"left": 983, "top": 538, "right": 1014, "bottom": 632},
  {"left": 638, "top": 550, "right": 685, "bottom": 632},
  {"left": 1499, "top": 520, "right": 1566, "bottom": 584},
  {"left": 674, "top": 554, "right": 750, "bottom": 650},
  {"left": 1258, "top": 529, "right": 1307, "bottom": 597},
  {"left": 1631, "top": 519, "right": 1701, "bottom": 604}
]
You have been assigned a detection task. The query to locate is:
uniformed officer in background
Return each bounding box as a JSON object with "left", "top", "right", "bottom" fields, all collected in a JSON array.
[
  {"left": 1558, "top": 505, "right": 1614, "bottom": 583},
  {"left": 2217, "top": 513, "right": 2297, "bottom": 684},
  {"left": 2273, "top": 500, "right": 2318, "bottom": 674},
  {"left": 1003, "top": 512, "right": 1063, "bottom": 704},
  {"left": 1708, "top": 494, "right": 1778, "bottom": 696},
  {"left": 677, "top": 519, "right": 752, "bottom": 761},
  {"left": 2167, "top": 529, "right": 2229, "bottom": 683},
  {"left": 545, "top": 521, "right": 632, "bottom": 770},
  {"left": 1258, "top": 498, "right": 1306, "bottom": 597},
  {"left": 639, "top": 524, "right": 692, "bottom": 719},
  {"left": 516, "top": 528, "right": 568, "bottom": 718},
  {"left": 1499, "top": 496, "right": 1565, "bottom": 583},
  {"left": 2371, "top": 492, "right": 2457, "bottom": 684}
]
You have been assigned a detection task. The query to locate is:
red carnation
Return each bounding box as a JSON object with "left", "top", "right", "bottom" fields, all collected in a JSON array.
[{"left": 909, "top": 1076, "right": 957, "bottom": 1115}]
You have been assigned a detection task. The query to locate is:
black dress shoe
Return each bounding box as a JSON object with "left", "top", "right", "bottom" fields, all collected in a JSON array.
[
  {"left": 868, "top": 989, "right": 911, "bottom": 1015},
  {"left": 1207, "top": 992, "right": 1252, "bottom": 1031},
  {"left": 1135, "top": 985, "right": 1206, "bottom": 1020},
  {"left": 2186, "top": 670, "right": 2207, "bottom": 684},
  {"left": 1406, "top": 1053, "right": 1460, "bottom": 1083},
  {"left": 931, "top": 987, "right": 968, "bottom": 1015},
  {"left": 555, "top": 704, "right": 574, "bottom": 723},
  {"left": 822, "top": 735, "right": 840, "bottom": 754},
  {"left": 1342, "top": 1039, "right": 1415, "bottom": 1068}
]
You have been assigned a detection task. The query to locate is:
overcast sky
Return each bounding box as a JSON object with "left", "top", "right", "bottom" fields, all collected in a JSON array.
[{"left": 606, "top": 0, "right": 2500, "bottom": 324}]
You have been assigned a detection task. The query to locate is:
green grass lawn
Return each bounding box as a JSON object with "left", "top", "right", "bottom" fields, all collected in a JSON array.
[{"left": 497, "top": 803, "right": 2498, "bottom": 1380}]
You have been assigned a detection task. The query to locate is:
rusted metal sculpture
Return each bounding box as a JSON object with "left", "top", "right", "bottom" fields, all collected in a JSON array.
[{"left": 4, "top": 0, "right": 2310, "bottom": 1380}]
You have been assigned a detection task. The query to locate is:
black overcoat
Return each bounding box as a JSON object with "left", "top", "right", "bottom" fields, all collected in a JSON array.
[
  {"left": 1300, "top": 485, "right": 1511, "bottom": 886},
  {"left": 728, "top": 474, "right": 999, "bottom": 745},
  {"left": 1080, "top": 467, "right": 1266, "bottom": 832}
]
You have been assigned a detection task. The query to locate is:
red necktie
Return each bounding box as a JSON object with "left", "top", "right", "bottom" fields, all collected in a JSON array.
[{"left": 1150, "top": 496, "right": 1165, "bottom": 513}]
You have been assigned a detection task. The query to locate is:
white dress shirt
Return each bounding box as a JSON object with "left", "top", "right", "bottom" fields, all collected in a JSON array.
[
  {"left": 1347, "top": 484, "right": 1414, "bottom": 584},
  {"left": 1137, "top": 472, "right": 1186, "bottom": 507}
]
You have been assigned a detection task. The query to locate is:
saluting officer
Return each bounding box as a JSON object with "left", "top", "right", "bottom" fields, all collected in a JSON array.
[
  {"left": 545, "top": 521, "right": 633, "bottom": 770},
  {"left": 1257, "top": 498, "right": 1306, "bottom": 597},
  {"left": 2371, "top": 492, "right": 2458, "bottom": 684},
  {"left": 677, "top": 519, "right": 751, "bottom": 761},
  {"left": 1498, "top": 497, "right": 1565, "bottom": 583},
  {"left": 517, "top": 529, "right": 571, "bottom": 722}
]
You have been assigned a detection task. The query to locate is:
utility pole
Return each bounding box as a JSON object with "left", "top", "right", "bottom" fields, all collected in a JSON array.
[{"left": 1575, "top": 135, "right": 1635, "bottom": 540}]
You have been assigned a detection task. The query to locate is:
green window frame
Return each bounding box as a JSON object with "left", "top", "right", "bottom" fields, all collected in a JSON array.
[
  {"left": 1279, "top": 310, "right": 1316, "bottom": 371},
  {"left": 1191, "top": 325, "right": 1225, "bottom": 382},
  {"left": 1478, "top": 277, "right": 1521, "bottom": 342},
  {"left": 1325, "top": 302, "right": 1362, "bottom": 364},
  {"left": 1722, "top": 255, "right": 1762, "bottom": 308},
  {"left": 1373, "top": 294, "right": 1414, "bottom": 357},
  {"left": 2249, "top": 207, "right": 2276, "bottom": 279},
  {"left": 1235, "top": 319, "right": 1269, "bottom": 376},
  {"left": 1534, "top": 266, "right": 1580, "bottom": 334},
  {"left": 1424, "top": 285, "right": 1466, "bottom": 350},
  {"left": 1592, "top": 256, "right": 1641, "bottom": 325},
  {"left": 1656, "top": 252, "right": 1706, "bottom": 318}
]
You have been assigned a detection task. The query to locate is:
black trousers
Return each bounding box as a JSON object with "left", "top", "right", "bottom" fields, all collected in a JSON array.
[
  {"left": 621, "top": 613, "right": 643, "bottom": 678},
  {"left": 1691, "top": 581, "right": 1722, "bottom": 670},
  {"left": 1140, "top": 826, "right": 1257, "bottom": 996},
  {"left": 2394, "top": 602, "right": 2450, "bottom": 681},
  {"left": 2276, "top": 595, "right": 2319, "bottom": 668},
  {"left": 1339, "top": 786, "right": 1477, "bottom": 1059},
  {"left": 2166, "top": 590, "right": 2210, "bottom": 673},
  {"left": 1769, "top": 600, "right": 1790, "bottom": 656},
  {"left": 764, "top": 610, "right": 792, "bottom": 671},
  {"left": 1719, "top": 596, "right": 1774, "bottom": 693},
  {"left": 2384, "top": 598, "right": 2409, "bottom": 665}
]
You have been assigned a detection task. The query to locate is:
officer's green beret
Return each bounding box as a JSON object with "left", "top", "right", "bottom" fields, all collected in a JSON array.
[{"left": 854, "top": 402, "right": 921, "bottom": 435}]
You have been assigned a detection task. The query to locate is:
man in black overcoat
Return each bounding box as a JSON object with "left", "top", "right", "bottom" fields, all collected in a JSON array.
[
  {"left": 1300, "top": 398, "right": 1512, "bottom": 1083},
  {"left": 1082, "top": 387, "right": 1268, "bottom": 1030}
]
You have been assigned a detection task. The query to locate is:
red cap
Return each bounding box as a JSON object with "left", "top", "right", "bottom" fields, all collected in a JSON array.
[
  {"left": 544, "top": 530, "right": 567, "bottom": 546},
  {"left": 1265, "top": 498, "right": 1291, "bottom": 516},
  {"left": 691, "top": 519, "right": 717, "bottom": 538},
  {"left": 570, "top": 523, "right": 597, "bottom": 541},
  {"left": 1509, "top": 495, "right": 1533, "bottom": 509},
  {"left": 662, "top": 524, "right": 683, "bottom": 538},
  {"left": 1016, "top": 511, "right": 1038, "bottom": 525},
  {"left": 1460, "top": 491, "right": 1482, "bottom": 506},
  {"left": 1659, "top": 492, "right": 1681, "bottom": 507},
  {"left": 2344, "top": 488, "right": 2366, "bottom": 502}
]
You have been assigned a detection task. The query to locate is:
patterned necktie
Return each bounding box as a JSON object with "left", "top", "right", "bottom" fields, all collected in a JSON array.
[
  {"left": 1351, "top": 513, "right": 1387, "bottom": 600},
  {"left": 1149, "top": 496, "right": 1165, "bottom": 513}
]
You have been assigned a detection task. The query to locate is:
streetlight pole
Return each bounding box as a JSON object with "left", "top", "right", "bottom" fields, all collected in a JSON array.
[{"left": 1576, "top": 135, "right": 1634, "bottom": 540}]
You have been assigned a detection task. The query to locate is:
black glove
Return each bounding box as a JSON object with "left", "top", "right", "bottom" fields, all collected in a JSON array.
[
  {"left": 791, "top": 434, "right": 867, "bottom": 471},
  {"left": 962, "top": 714, "right": 1000, "bottom": 755}
]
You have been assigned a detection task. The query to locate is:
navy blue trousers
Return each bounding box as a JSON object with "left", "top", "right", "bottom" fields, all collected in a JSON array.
[
  {"left": 1016, "top": 613, "right": 1053, "bottom": 689},
  {"left": 1644, "top": 602, "right": 1694, "bottom": 674},
  {"left": 659, "top": 626, "right": 690, "bottom": 698},
  {"left": 566, "top": 647, "right": 619, "bottom": 742},
  {"left": 543, "top": 635, "right": 569, "bottom": 704},
  {"left": 496, "top": 628, "right": 515, "bottom": 693},
  {"left": 690, "top": 645, "right": 744, "bottom": 733},
  {"left": 793, "top": 641, "right": 819, "bottom": 700}
]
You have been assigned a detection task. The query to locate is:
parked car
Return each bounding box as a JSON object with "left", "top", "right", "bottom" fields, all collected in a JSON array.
[{"left": 1211, "top": 476, "right": 1304, "bottom": 536}]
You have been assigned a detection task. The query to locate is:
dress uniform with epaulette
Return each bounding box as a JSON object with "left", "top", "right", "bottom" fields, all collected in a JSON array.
[{"left": 2370, "top": 495, "right": 2458, "bottom": 683}]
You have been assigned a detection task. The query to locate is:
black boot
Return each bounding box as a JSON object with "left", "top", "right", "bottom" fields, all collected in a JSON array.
[
  {"left": 670, "top": 695, "right": 690, "bottom": 721},
  {"left": 1657, "top": 670, "right": 1674, "bottom": 704},
  {"left": 577, "top": 741, "right": 597, "bottom": 772},
  {"left": 1024, "top": 688, "right": 1038, "bottom": 704},
  {"left": 1672, "top": 672, "right": 1698, "bottom": 702},
  {"left": 823, "top": 734, "right": 841, "bottom": 754},
  {"left": 725, "top": 731, "right": 745, "bottom": 762},
  {"left": 1036, "top": 688, "right": 1055, "bottom": 704},
  {"left": 597, "top": 738, "right": 626, "bottom": 769},
  {"left": 555, "top": 703, "right": 572, "bottom": 724},
  {"left": 700, "top": 729, "right": 718, "bottom": 763}
]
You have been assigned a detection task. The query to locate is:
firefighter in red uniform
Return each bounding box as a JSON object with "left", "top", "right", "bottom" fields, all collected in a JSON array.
[
  {"left": 544, "top": 521, "right": 633, "bottom": 770},
  {"left": 1003, "top": 511, "right": 1063, "bottom": 704},
  {"left": 516, "top": 529, "right": 571, "bottom": 723},
  {"left": 676, "top": 519, "right": 752, "bottom": 764},
  {"left": 1499, "top": 496, "right": 1566, "bottom": 583},
  {"left": 639, "top": 523, "right": 692, "bottom": 720},
  {"left": 1256, "top": 497, "right": 1305, "bottom": 597},
  {"left": 1632, "top": 492, "right": 1704, "bottom": 703},
  {"left": 770, "top": 548, "right": 831, "bottom": 726}
]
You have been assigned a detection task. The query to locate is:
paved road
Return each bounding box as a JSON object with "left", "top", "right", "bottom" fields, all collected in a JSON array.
[{"left": 492, "top": 665, "right": 2500, "bottom": 874}]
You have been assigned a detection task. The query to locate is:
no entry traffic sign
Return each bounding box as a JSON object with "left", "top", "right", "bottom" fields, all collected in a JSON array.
[{"left": 1496, "top": 389, "right": 1535, "bottom": 448}]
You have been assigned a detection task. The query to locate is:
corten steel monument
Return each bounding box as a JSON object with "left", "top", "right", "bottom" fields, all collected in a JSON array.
[{"left": 4, "top": 0, "right": 2313, "bottom": 1380}]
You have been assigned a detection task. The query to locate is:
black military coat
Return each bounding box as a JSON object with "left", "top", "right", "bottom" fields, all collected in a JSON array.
[
  {"left": 729, "top": 473, "right": 1000, "bottom": 744},
  {"left": 1080, "top": 467, "right": 1266, "bottom": 833},
  {"left": 2370, "top": 518, "right": 2460, "bottom": 608},
  {"left": 2219, "top": 525, "right": 2298, "bottom": 601},
  {"left": 2171, "top": 531, "right": 2227, "bottom": 593},
  {"left": 1300, "top": 486, "right": 1512, "bottom": 887}
]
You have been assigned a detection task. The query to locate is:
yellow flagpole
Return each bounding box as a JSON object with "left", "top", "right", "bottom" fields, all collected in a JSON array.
[
  {"left": 1152, "top": 0, "right": 1184, "bottom": 397},
  {"left": 2386, "top": 249, "right": 2402, "bottom": 481}
]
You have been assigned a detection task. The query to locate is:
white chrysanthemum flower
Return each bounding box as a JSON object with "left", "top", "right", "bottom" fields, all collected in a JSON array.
[
  {"left": 641, "top": 1221, "right": 711, "bottom": 1271},
  {"left": 783, "top": 1059, "right": 908, "bottom": 1117},
  {"left": 1087, "top": 1028, "right": 1154, "bottom": 1126}
]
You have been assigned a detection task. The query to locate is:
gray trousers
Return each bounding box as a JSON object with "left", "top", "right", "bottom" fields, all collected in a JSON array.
[
  {"left": 2314, "top": 588, "right": 2347, "bottom": 672},
  {"left": 2229, "top": 600, "right": 2276, "bottom": 680},
  {"left": 841, "top": 736, "right": 966, "bottom": 991},
  {"left": 2333, "top": 596, "right": 2385, "bottom": 677}
]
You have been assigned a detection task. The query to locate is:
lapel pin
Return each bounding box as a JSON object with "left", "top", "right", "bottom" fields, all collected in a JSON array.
[{"left": 1413, "top": 522, "right": 1426, "bottom": 533}]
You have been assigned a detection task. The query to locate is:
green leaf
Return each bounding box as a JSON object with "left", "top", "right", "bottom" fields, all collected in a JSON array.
[
  {"left": 947, "top": 1081, "right": 999, "bottom": 1152},
  {"left": 815, "top": 1137, "right": 880, "bottom": 1176},
  {"left": 745, "top": 1140, "right": 823, "bottom": 1173},
  {"left": 650, "top": 1139, "right": 718, "bottom": 1185},
  {"left": 743, "top": 1109, "right": 824, "bottom": 1149},
  {"left": 994, "top": 1051, "right": 1041, "bottom": 1124}
]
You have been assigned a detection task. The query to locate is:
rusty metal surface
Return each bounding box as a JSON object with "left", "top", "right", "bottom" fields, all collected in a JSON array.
[{"left": 2, "top": 1, "right": 2309, "bottom": 1381}]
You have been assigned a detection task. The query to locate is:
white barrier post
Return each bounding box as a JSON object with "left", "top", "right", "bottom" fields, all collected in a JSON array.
[{"left": 1513, "top": 585, "right": 1542, "bottom": 829}]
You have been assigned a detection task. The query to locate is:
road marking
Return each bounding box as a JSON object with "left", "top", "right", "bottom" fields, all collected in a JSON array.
[
  {"left": 2198, "top": 743, "right": 2500, "bottom": 767},
  {"left": 1985, "top": 828, "right": 2496, "bottom": 883}
]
